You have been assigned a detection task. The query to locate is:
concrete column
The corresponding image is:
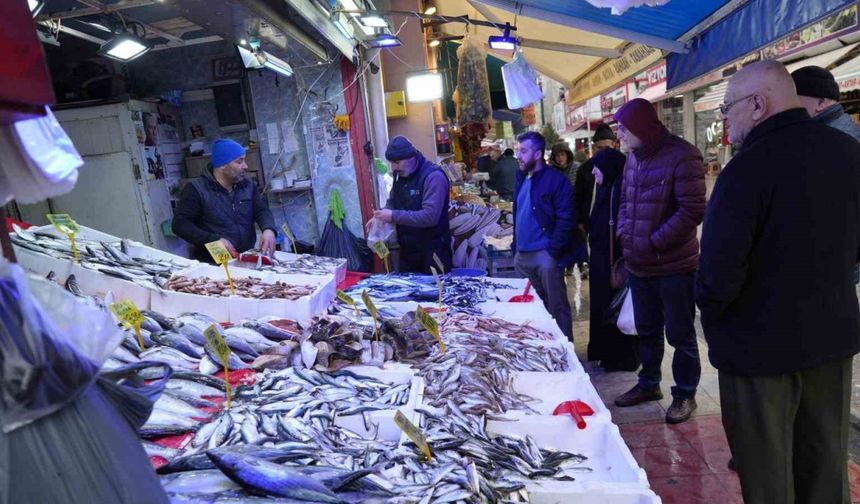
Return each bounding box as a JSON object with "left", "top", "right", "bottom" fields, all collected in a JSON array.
[
  {"left": 363, "top": 48, "right": 391, "bottom": 208},
  {"left": 683, "top": 91, "right": 696, "bottom": 144}
]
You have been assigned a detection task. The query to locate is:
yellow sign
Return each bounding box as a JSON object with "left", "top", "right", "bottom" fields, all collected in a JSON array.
[
  {"left": 281, "top": 223, "right": 297, "bottom": 254},
  {"left": 568, "top": 43, "right": 662, "bottom": 105},
  {"left": 394, "top": 410, "right": 432, "bottom": 460},
  {"left": 416, "top": 305, "right": 446, "bottom": 353},
  {"left": 336, "top": 289, "right": 359, "bottom": 315},
  {"left": 361, "top": 289, "right": 379, "bottom": 340},
  {"left": 111, "top": 300, "right": 146, "bottom": 350},
  {"left": 371, "top": 240, "right": 390, "bottom": 274},
  {"left": 204, "top": 324, "right": 232, "bottom": 409},
  {"left": 205, "top": 240, "right": 235, "bottom": 295},
  {"left": 430, "top": 266, "right": 443, "bottom": 313},
  {"left": 47, "top": 213, "right": 80, "bottom": 263}
]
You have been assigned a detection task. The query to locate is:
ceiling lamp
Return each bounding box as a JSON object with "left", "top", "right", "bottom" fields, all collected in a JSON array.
[
  {"left": 424, "top": 5, "right": 437, "bottom": 15},
  {"left": 359, "top": 15, "right": 388, "bottom": 28},
  {"left": 237, "top": 44, "right": 293, "bottom": 77},
  {"left": 488, "top": 23, "right": 517, "bottom": 51},
  {"left": 365, "top": 33, "right": 402, "bottom": 48},
  {"left": 406, "top": 71, "right": 443, "bottom": 102},
  {"left": 98, "top": 31, "right": 152, "bottom": 62}
]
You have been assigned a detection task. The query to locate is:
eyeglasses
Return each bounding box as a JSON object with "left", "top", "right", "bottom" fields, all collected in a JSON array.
[{"left": 719, "top": 93, "right": 756, "bottom": 115}]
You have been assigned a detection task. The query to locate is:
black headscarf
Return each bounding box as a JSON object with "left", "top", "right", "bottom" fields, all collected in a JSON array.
[{"left": 591, "top": 148, "right": 626, "bottom": 186}]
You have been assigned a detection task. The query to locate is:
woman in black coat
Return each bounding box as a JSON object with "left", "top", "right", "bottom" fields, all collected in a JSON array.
[{"left": 587, "top": 148, "right": 640, "bottom": 371}]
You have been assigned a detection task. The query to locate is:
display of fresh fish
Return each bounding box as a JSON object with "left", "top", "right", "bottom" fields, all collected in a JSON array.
[
  {"left": 207, "top": 452, "right": 343, "bottom": 502},
  {"left": 165, "top": 275, "right": 315, "bottom": 300}
]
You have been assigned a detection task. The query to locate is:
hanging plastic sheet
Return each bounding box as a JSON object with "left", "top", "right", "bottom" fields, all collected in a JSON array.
[{"left": 501, "top": 51, "right": 544, "bottom": 110}]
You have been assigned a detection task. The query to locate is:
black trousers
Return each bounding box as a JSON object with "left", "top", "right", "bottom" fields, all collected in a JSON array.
[
  {"left": 719, "top": 357, "right": 852, "bottom": 504},
  {"left": 398, "top": 243, "right": 453, "bottom": 274}
]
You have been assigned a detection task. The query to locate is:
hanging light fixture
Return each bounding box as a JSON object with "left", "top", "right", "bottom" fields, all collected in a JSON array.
[
  {"left": 359, "top": 14, "right": 388, "bottom": 28},
  {"left": 99, "top": 27, "right": 152, "bottom": 62},
  {"left": 406, "top": 71, "right": 443, "bottom": 102},
  {"left": 488, "top": 23, "right": 517, "bottom": 51},
  {"left": 365, "top": 33, "right": 402, "bottom": 48}
]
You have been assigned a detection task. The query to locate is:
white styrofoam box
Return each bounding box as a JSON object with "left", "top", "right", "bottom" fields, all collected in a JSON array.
[
  {"left": 121, "top": 240, "right": 197, "bottom": 268},
  {"left": 330, "top": 367, "right": 424, "bottom": 442},
  {"left": 526, "top": 488, "right": 661, "bottom": 504},
  {"left": 477, "top": 300, "right": 554, "bottom": 321},
  {"left": 71, "top": 262, "right": 152, "bottom": 309},
  {"left": 11, "top": 242, "right": 74, "bottom": 280},
  {"left": 486, "top": 417, "right": 649, "bottom": 491},
  {"left": 28, "top": 223, "right": 121, "bottom": 242},
  {"left": 502, "top": 372, "right": 610, "bottom": 424},
  {"left": 231, "top": 252, "right": 347, "bottom": 284},
  {"left": 151, "top": 264, "right": 334, "bottom": 323}
]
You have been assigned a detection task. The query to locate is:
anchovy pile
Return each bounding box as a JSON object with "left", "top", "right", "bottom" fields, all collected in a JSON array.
[
  {"left": 10, "top": 224, "right": 185, "bottom": 288},
  {"left": 239, "top": 249, "right": 345, "bottom": 276},
  {"left": 164, "top": 275, "right": 315, "bottom": 300},
  {"left": 348, "top": 274, "right": 515, "bottom": 315},
  {"left": 440, "top": 313, "right": 558, "bottom": 342}
]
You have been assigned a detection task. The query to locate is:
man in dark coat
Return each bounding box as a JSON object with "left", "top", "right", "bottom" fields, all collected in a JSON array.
[
  {"left": 490, "top": 148, "right": 518, "bottom": 201},
  {"left": 375, "top": 136, "right": 453, "bottom": 274},
  {"left": 587, "top": 148, "right": 640, "bottom": 371},
  {"left": 612, "top": 98, "right": 706, "bottom": 424},
  {"left": 697, "top": 60, "right": 860, "bottom": 504},
  {"left": 512, "top": 131, "right": 576, "bottom": 340},
  {"left": 173, "top": 138, "right": 277, "bottom": 263}
]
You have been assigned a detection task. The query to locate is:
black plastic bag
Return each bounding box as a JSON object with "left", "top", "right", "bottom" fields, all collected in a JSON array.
[{"left": 318, "top": 216, "right": 372, "bottom": 272}]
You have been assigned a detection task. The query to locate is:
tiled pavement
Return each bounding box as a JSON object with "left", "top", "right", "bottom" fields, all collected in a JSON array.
[{"left": 567, "top": 274, "right": 860, "bottom": 504}]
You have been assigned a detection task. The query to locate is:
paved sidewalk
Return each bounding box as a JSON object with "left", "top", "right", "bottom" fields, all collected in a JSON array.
[{"left": 568, "top": 275, "right": 860, "bottom": 503}]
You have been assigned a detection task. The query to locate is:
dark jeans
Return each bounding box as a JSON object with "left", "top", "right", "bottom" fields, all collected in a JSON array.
[
  {"left": 719, "top": 358, "right": 852, "bottom": 504},
  {"left": 630, "top": 272, "right": 700, "bottom": 399},
  {"left": 515, "top": 249, "right": 573, "bottom": 340}
]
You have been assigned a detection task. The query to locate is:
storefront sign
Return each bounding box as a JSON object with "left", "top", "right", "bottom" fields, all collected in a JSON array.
[
  {"left": 762, "top": 5, "right": 858, "bottom": 61},
  {"left": 838, "top": 74, "right": 860, "bottom": 91},
  {"left": 568, "top": 43, "right": 662, "bottom": 105},
  {"left": 600, "top": 86, "right": 628, "bottom": 118}
]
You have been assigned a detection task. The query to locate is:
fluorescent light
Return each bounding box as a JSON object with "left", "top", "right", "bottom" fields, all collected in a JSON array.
[
  {"left": 424, "top": 6, "right": 437, "bottom": 15},
  {"left": 365, "top": 34, "right": 402, "bottom": 48},
  {"left": 406, "top": 72, "right": 443, "bottom": 102},
  {"left": 237, "top": 45, "right": 292, "bottom": 76},
  {"left": 238, "top": 45, "right": 264, "bottom": 69},
  {"left": 99, "top": 32, "right": 152, "bottom": 61},
  {"left": 359, "top": 15, "right": 388, "bottom": 28},
  {"left": 262, "top": 52, "right": 293, "bottom": 77},
  {"left": 29, "top": 0, "right": 44, "bottom": 16}
]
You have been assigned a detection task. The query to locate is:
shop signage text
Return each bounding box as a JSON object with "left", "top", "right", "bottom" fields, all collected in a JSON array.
[{"left": 569, "top": 43, "right": 662, "bottom": 105}]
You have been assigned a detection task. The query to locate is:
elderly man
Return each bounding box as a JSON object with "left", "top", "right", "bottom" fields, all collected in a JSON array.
[
  {"left": 612, "top": 98, "right": 707, "bottom": 424},
  {"left": 374, "top": 136, "right": 453, "bottom": 274},
  {"left": 513, "top": 131, "right": 575, "bottom": 340},
  {"left": 696, "top": 60, "right": 860, "bottom": 504},
  {"left": 173, "top": 138, "right": 277, "bottom": 263},
  {"left": 791, "top": 65, "right": 860, "bottom": 141}
]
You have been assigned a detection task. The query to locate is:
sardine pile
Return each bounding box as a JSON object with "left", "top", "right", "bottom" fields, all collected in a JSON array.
[
  {"left": 440, "top": 313, "right": 558, "bottom": 342},
  {"left": 164, "top": 275, "right": 315, "bottom": 300},
  {"left": 10, "top": 224, "right": 185, "bottom": 288},
  {"left": 240, "top": 249, "right": 345, "bottom": 276}
]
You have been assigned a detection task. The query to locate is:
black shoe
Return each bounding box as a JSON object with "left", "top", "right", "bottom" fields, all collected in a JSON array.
[
  {"left": 665, "top": 397, "right": 697, "bottom": 424},
  {"left": 614, "top": 384, "right": 663, "bottom": 407}
]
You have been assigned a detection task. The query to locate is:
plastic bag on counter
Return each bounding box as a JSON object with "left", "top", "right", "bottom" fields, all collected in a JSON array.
[
  {"left": 502, "top": 51, "right": 544, "bottom": 109},
  {"left": 455, "top": 37, "right": 493, "bottom": 125},
  {"left": 0, "top": 361, "right": 171, "bottom": 504},
  {"left": 366, "top": 217, "right": 395, "bottom": 246},
  {"left": 0, "top": 106, "right": 81, "bottom": 205},
  {"left": 0, "top": 260, "right": 124, "bottom": 433}
]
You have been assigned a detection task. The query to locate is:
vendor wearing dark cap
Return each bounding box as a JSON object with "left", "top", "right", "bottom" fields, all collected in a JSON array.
[
  {"left": 792, "top": 65, "right": 860, "bottom": 142},
  {"left": 173, "top": 138, "right": 277, "bottom": 263},
  {"left": 374, "top": 136, "right": 453, "bottom": 273}
]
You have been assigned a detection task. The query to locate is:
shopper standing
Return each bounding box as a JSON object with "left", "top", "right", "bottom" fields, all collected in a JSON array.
[
  {"left": 586, "top": 147, "right": 640, "bottom": 371},
  {"left": 574, "top": 125, "right": 618, "bottom": 278},
  {"left": 612, "top": 98, "right": 706, "bottom": 424},
  {"left": 698, "top": 60, "right": 860, "bottom": 504},
  {"left": 512, "top": 131, "right": 575, "bottom": 340},
  {"left": 490, "top": 148, "right": 518, "bottom": 201}
]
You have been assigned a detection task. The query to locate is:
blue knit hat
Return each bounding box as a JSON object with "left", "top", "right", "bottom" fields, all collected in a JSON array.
[
  {"left": 385, "top": 136, "right": 418, "bottom": 161},
  {"left": 211, "top": 139, "right": 246, "bottom": 169}
]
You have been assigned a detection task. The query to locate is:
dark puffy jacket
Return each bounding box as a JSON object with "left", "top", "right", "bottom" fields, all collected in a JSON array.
[
  {"left": 512, "top": 164, "right": 576, "bottom": 266},
  {"left": 618, "top": 127, "right": 706, "bottom": 277},
  {"left": 173, "top": 166, "right": 276, "bottom": 262}
]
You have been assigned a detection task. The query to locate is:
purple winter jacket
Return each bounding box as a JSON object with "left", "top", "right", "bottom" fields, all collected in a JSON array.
[{"left": 618, "top": 127, "right": 706, "bottom": 277}]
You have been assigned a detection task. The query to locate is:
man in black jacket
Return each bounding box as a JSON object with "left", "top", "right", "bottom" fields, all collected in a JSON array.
[
  {"left": 173, "top": 139, "right": 277, "bottom": 263},
  {"left": 696, "top": 60, "right": 860, "bottom": 504}
]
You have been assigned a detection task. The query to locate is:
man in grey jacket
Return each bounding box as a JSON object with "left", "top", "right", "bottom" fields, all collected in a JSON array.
[{"left": 791, "top": 65, "right": 860, "bottom": 142}]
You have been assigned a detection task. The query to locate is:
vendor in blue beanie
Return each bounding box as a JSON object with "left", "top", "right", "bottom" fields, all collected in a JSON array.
[
  {"left": 374, "top": 135, "right": 453, "bottom": 273},
  {"left": 173, "top": 138, "right": 278, "bottom": 262}
]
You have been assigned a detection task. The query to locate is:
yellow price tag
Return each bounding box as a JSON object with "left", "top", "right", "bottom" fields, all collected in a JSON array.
[
  {"left": 361, "top": 289, "right": 379, "bottom": 341},
  {"left": 430, "top": 266, "right": 443, "bottom": 313},
  {"left": 205, "top": 240, "right": 235, "bottom": 295},
  {"left": 336, "top": 289, "right": 359, "bottom": 316},
  {"left": 432, "top": 253, "right": 446, "bottom": 275},
  {"left": 281, "top": 223, "right": 298, "bottom": 254},
  {"left": 394, "top": 410, "right": 432, "bottom": 461},
  {"left": 204, "top": 324, "right": 232, "bottom": 409},
  {"left": 47, "top": 213, "right": 80, "bottom": 263},
  {"left": 110, "top": 300, "right": 146, "bottom": 350},
  {"left": 416, "top": 305, "right": 446, "bottom": 353},
  {"left": 371, "top": 240, "right": 390, "bottom": 274}
]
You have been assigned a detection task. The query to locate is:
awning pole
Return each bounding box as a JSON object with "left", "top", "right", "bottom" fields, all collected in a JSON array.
[{"left": 586, "top": 101, "right": 592, "bottom": 157}]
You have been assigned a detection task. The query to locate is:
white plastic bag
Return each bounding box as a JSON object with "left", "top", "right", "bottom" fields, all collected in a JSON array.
[
  {"left": 617, "top": 288, "right": 637, "bottom": 335},
  {"left": 0, "top": 106, "right": 81, "bottom": 205},
  {"left": 502, "top": 52, "right": 544, "bottom": 110},
  {"left": 366, "top": 217, "right": 395, "bottom": 246}
]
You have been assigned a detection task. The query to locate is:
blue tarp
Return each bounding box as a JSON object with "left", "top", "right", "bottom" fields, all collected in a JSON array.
[
  {"left": 668, "top": 0, "right": 857, "bottom": 89},
  {"left": 514, "top": 0, "right": 728, "bottom": 40}
]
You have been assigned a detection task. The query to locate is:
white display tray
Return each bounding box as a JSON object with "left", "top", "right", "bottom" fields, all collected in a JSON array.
[
  {"left": 231, "top": 251, "right": 347, "bottom": 284},
  {"left": 501, "top": 371, "right": 610, "bottom": 424},
  {"left": 477, "top": 300, "right": 554, "bottom": 321},
  {"left": 526, "top": 488, "right": 661, "bottom": 504},
  {"left": 150, "top": 264, "right": 335, "bottom": 323},
  {"left": 486, "top": 418, "right": 649, "bottom": 492}
]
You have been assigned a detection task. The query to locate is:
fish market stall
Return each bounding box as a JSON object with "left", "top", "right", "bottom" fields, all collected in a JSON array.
[{"left": 234, "top": 249, "right": 348, "bottom": 284}]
